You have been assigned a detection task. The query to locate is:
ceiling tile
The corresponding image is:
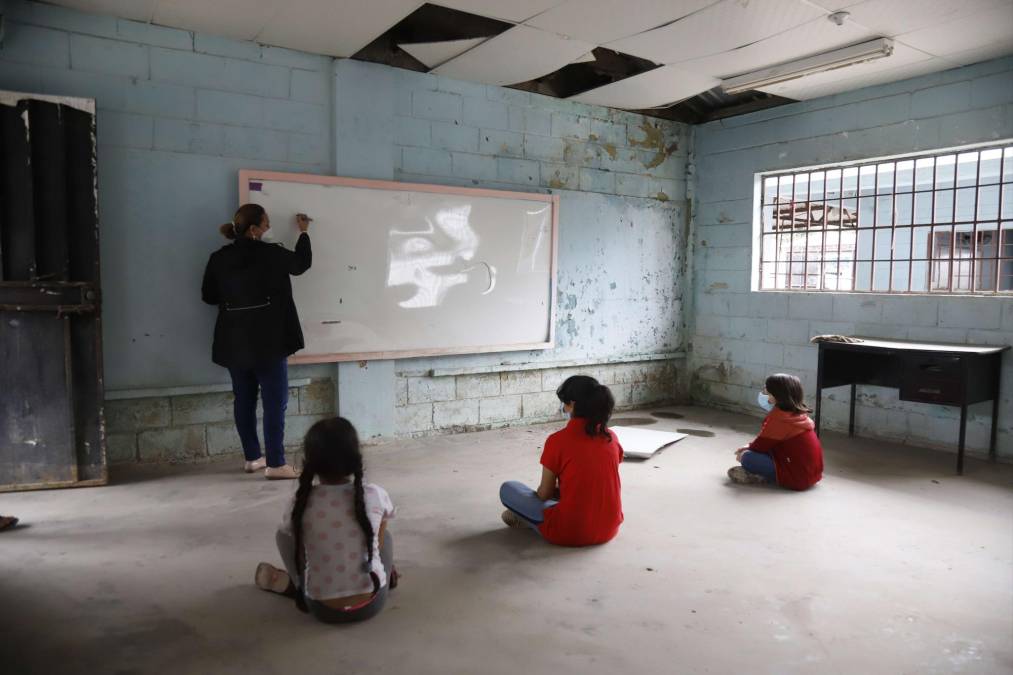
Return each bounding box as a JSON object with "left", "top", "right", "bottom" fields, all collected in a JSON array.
[
  {"left": 153, "top": 0, "right": 278, "bottom": 41},
  {"left": 605, "top": 0, "right": 825, "bottom": 64},
  {"left": 568, "top": 64, "right": 719, "bottom": 108},
  {"left": 829, "top": 0, "right": 1012, "bottom": 38},
  {"left": 676, "top": 14, "right": 877, "bottom": 78},
  {"left": 430, "top": 0, "right": 564, "bottom": 23},
  {"left": 943, "top": 39, "right": 1013, "bottom": 66},
  {"left": 433, "top": 25, "right": 593, "bottom": 86},
  {"left": 47, "top": 0, "right": 157, "bottom": 22},
  {"left": 896, "top": 4, "right": 1013, "bottom": 58},
  {"left": 399, "top": 38, "right": 487, "bottom": 68},
  {"left": 524, "top": 0, "right": 715, "bottom": 44},
  {"left": 255, "top": 0, "right": 422, "bottom": 57}
]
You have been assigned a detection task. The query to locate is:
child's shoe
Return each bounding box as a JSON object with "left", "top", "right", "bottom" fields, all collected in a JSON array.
[
  {"left": 727, "top": 466, "right": 768, "bottom": 485},
  {"left": 244, "top": 458, "right": 267, "bottom": 473},
  {"left": 501, "top": 509, "right": 528, "bottom": 529}
]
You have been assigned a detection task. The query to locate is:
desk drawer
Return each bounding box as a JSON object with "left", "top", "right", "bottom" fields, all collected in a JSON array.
[{"left": 900, "top": 354, "right": 963, "bottom": 405}]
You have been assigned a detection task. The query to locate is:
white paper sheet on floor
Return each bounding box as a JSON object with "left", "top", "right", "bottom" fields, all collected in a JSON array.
[{"left": 611, "top": 427, "right": 687, "bottom": 459}]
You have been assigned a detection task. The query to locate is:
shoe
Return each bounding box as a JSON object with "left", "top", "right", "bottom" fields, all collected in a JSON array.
[
  {"left": 0, "top": 515, "right": 19, "bottom": 532},
  {"left": 244, "top": 458, "right": 267, "bottom": 473},
  {"left": 388, "top": 567, "right": 400, "bottom": 590},
  {"left": 255, "top": 562, "right": 291, "bottom": 594},
  {"left": 501, "top": 509, "right": 528, "bottom": 529},
  {"left": 265, "top": 464, "right": 299, "bottom": 480},
  {"left": 727, "top": 466, "right": 768, "bottom": 485}
]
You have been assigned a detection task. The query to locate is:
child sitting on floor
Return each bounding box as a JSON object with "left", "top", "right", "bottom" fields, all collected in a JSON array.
[
  {"left": 254, "top": 417, "right": 398, "bottom": 623},
  {"left": 728, "top": 373, "right": 824, "bottom": 491},
  {"left": 499, "top": 375, "right": 624, "bottom": 546}
]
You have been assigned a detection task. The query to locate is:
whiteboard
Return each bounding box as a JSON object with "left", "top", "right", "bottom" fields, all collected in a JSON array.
[{"left": 239, "top": 171, "right": 558, "bottom": 363}]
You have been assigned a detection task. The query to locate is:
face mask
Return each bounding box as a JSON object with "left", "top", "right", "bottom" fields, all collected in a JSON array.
[
  {"left": 259, "top": 228, "right": 275, "bottom": 242},
  {"left": 757, "top": 391, "right": 774, "bottom": 412}
]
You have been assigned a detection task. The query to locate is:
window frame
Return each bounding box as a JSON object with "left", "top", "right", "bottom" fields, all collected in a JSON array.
[{"left": 751, "top": 139, "right": 1013, "bottom": 295}]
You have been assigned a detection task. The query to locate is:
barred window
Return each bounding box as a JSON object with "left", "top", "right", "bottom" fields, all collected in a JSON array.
[{"left": 755, "top": 142, "right": 1013, "bottom": 294}]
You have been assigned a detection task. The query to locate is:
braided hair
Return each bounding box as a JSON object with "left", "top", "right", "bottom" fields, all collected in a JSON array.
[
  {"left": 556, "top": 374, "right": 615, "bottom": 439},
  {"left": 290, "top": 417, "right": 374, "bottom": 610}
]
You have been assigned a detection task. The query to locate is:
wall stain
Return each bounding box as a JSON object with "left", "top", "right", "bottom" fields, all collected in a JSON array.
[
  {"left": 603, "top": 143, "right": 618, "bottom": 160},
  {"left": 656, "top": 192, "right": 669, "bottom": 201},
  {"left": 629, "top": 121, "right": 679, "bottom": 169}
]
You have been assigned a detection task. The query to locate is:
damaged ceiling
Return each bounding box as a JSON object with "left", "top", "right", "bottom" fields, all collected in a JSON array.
[{"left": 41, "top": 0, "right": 1013, "bottom": 122}]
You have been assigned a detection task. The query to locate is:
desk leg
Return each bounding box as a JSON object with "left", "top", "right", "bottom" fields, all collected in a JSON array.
[
  {"left": 849, "top": 382, "right": 856, "bottom": 437},
  {"left": 815, "top": 346, "right": 823, "bottom": 437},
  {"left": 957, "top": 401, "right": 967, "bottom": 476},
  {"left": 989, "top": 359, "right": 1000, "bottom": 462}
]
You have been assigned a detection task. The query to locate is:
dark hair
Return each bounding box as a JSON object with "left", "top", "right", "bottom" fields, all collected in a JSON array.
[
  {"left": 219, "top": 203, "right": 265, "bottom": 240},
  {"left": 556, "top": 375, "right": 615, "bottom": 439},
  {"left": 290, "top": 417, "right": 373, "bottom": 611},
  {"left": 765, "top": 373, "right": 811, "bottom": 414}
]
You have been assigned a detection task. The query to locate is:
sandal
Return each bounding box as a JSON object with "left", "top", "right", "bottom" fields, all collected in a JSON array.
[
  {"left": 389, "top": 567, "right": 400, "bottom": 590},
  {"left": 265, "top": 465, "right": 299, "bottom": 481},
  {"left": 0, "top": 515, "right": 19, "bottom": 531},
  {"left": 255, "top": 562, "right": 292, "bottom": 594}
]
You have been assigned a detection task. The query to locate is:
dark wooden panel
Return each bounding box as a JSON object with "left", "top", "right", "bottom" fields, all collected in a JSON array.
[
  {"left": 63, "top": 105, "right": 99, "bottom": 283},
  {"left": 0, "top": 102, "right": 36, "bottom": 281},
  {"left": 820, "top": 346, "right": 902, "bottom": 389},
  {"left": 71, "top": 315, "right": 106, "bottom": 482},
  {"left": 28, "top": 101, "right": 70, "bottom": 281},
  {"left": 0, "top": 312, "right": 77, "bottom": 488}
]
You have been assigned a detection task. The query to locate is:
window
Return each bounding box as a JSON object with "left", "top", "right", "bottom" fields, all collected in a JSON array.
[{"left": 755, "top": 142, "right": 1013, "bottom": 294}]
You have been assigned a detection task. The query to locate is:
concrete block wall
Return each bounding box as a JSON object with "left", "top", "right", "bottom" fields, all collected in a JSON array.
[
  {"left": 104, "top": 380, "right": 335, "bottom": 464},
  {"left": 691, "top": 56, "right": 1013, "bottom": 460},
  {"left": 394, "top": 360, "right": 680, "bottom": 437}
]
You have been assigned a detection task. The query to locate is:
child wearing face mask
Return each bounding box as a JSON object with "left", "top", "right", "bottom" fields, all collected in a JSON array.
[{"left": 728, "top": 373, "right": 824, "bottom": 490}]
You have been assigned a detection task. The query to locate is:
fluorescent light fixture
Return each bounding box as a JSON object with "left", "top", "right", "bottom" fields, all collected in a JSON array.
[{"left": 720, "top": 38, "right": 894, "bottom": 95}]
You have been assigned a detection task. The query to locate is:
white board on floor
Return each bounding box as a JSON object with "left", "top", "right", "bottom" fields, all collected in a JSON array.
[
  {"left": 239, "top": 171, "right": 558, "bottom": 363},
  {"left": 612, "top": 426, "right": 688, "bottom": 459}
]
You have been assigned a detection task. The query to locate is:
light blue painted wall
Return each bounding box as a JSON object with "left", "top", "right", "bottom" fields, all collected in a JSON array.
[
  {"left": 691, "top": 57, "right": 1013, "bottom": 459},
  {"left": 0, "top": 1, "right": 689, "bottom": 440}
]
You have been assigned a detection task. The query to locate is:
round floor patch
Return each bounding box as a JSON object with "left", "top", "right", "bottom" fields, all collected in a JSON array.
[
  {"left": 675, "top": 428, "right": 715, "bottom": 437},
  {"left": 610, "top": 417, "right": 657, "bottom": 426},
  {"left": 651, "top": 411, "right": 685, "bottom": 419}
]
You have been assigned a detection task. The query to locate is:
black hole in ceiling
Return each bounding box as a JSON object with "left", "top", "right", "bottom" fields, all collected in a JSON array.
[
  {"left": 352, "top": 3, "right": 513, "bottom": 72},
  {"left": 676, "top": 428, "right": 716, "bottom": 437},
  {"left": 510, "top": 48, "right": 661, "bottom": 99},
  {"left": 610, "top": 417, "right": 657, "bottom": 426},
  {"left": 651, "top": 411, "right": 684, "bottom": 419}
]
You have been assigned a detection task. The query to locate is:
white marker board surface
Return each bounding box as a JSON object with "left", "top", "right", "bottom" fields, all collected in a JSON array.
[
  {"left": 612, "top": 426, "right": 687, "bottom": 459},
  {"left": 239, "top": 171, "right": 558, "bottom": 363}
]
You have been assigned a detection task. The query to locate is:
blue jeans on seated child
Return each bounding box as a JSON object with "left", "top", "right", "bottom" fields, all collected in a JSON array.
[
  {"left": 741, "top": 450, "right": 777, "bottom": 482},
  {"left": 500, "top": 481, "right": 559, "bottom": 531}
]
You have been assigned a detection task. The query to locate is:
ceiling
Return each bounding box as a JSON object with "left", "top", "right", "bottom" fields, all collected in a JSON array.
[{"left": 39, "top": 0, "right": 1013, "bottom": 120}]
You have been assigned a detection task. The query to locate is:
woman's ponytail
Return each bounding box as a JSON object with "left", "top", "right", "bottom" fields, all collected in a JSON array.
[
  {"left": 557, "top": 375, "right": 615, "bottom": 439},
  {"left": 218, "top": 204, "right": 265, "bottom": 240}
]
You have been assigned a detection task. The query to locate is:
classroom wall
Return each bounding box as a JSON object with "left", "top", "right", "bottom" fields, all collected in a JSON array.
[
  {"left": 690, "top": 56, "right": 1013, "bottom": 460},
  {"left": 0, "top": 1, "right": 689, "bottom": 459}
]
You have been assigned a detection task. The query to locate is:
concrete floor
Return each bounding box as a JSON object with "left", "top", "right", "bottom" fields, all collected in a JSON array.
[{"left": 1, "top": 405, "right": 1011, "bottom": 675}]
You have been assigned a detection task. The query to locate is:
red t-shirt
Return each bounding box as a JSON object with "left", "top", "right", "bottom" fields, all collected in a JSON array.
[
  {"left": 538, "top": 418, "right": 624, "bottom": 546},
  {"left": 749, "top": 408, "right": 824, "bottom": 491}
]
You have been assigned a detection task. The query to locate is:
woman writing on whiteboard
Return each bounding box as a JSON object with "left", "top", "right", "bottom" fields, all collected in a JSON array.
[{"left": 202, "top": 204, "right": 312, "bottom": 480}]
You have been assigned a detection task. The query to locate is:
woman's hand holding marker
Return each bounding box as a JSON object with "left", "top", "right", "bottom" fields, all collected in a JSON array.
[{"left": 296, "top": 213, "right": 312, "bottom": 232}]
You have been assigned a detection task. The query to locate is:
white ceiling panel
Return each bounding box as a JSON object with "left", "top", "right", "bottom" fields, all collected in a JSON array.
[
  {"left": 47, "top": 0, "right": 158, "bottom": 22},
  {"left": 433, "top": 25, "right": 593, "bottom": 86},
  {"left": 943, "top": 39, "right": 1013, "bottom": 66},
  {"left": 399, "top": 38, "right": 487, "bottom": 68},
  {"left": 153, "top": 0, "right": 278, "bottom": 41},
  {"left": 569, "top": 65, "right": 719, "bottom": 108},
  {"left": 757, "top": 42, "right": 933, "bottom": 99},
  {"left": 256, "top": 0, "right": 421, "bottom": 57},
  {"left": 811, "top": 0, "right": 1012, "bottom": 38},
  {"left": 677, "top": 14, "right": 876, "bottom": 78},
  {"left": 896, "top": 4, "right": 1013, "bottom": 58},
  {"left": 605, "top": 0, "right": 825, "bottom": 64},
  {"left": 524, "top": 0, "right": 716, "bottom": 44},
  {"left": 430, "top": 0, "right": 563, "bottom": 23}
]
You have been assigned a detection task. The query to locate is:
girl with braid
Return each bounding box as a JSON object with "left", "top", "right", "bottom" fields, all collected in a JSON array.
[{"left": 254, "top": 417, "right": 398, "bottom": 623}]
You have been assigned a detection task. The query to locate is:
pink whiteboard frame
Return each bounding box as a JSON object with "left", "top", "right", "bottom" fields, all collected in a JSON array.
[{"left": 239, "top": 170, "right": 560, "bottom": 364}]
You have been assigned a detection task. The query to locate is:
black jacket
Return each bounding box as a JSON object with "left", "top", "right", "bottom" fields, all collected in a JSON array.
[{"left": 201, "top": 233, "right": 312, "bottom": 369}]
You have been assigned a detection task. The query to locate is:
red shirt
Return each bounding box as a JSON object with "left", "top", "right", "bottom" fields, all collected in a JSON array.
[
  {"left": 538, "top": 418, "right": 624, "bottom": 546},
  {"left": 750, "top": 408, "right": 824, "bottom": 491}
]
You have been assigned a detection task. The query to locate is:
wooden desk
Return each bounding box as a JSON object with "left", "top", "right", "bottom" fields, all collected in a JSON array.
[{"left": 814, "top": 337, "right": 1009, "bottom": 474}]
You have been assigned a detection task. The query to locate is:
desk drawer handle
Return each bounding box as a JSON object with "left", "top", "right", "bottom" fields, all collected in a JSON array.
[{"left": 917, "top": 387, "right": 942, "bottom": 395}]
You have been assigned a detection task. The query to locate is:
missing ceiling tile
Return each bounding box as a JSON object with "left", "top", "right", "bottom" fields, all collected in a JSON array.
[{"left": 511, "top": 47, "right": 660, "bottom": 99}]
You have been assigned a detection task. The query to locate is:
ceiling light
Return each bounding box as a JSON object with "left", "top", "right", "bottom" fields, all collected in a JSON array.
[{"left": 720, "top": 38, "right": 894, "bottom": 95}]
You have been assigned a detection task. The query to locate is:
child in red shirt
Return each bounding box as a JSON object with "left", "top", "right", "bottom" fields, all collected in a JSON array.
[
  {"left": 499, "top": 375, "right": 624, "bottom": 546},
  {"left": 729, "top": 373, "right": 824, "bottom": 491}
]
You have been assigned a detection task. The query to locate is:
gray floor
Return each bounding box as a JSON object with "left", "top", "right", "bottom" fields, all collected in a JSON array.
[{"left": 1, "top": 406, "right": 1011, "bottom": 675}]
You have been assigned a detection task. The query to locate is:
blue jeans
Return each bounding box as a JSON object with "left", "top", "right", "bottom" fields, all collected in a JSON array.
[
  {"left": 228, "top": 358, "right": 288, "bottom": 467},
  {"left": 500, "top": 481, "right": 558, "bottom": 531},
  {"left": 741, "top": 450, "right": 777, "bottom": 482}
]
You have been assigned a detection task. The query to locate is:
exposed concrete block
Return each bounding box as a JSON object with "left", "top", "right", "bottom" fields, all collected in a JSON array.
[
  {"left": 138, "top": 425, "right": 206, "bottom": 463},
  {"left": 432, "top": 121, "right": 479, "bottom": 153},
  {"left": 788, "top": 293, "right": 834, "bottom": 321},
  {"left": 480, "top": 129, "right": 524, "bottom": 157},
  {"left": 171, "top": 392, "right": 234, "bottom": 425},
  {"left": 150, "top": 47, "right": 289, "bottom": 98},
  {"left": 105, "top": 398, "right": 171, "bottom": 432},
  {"left": 725, "top": 317, "right": 768, "bottom": 339},
  {"left": 116, "top": 18, "right": 192, "bottom": 50},
  {"left": 540, "top": 163, "right": 579, "bottom": 190},
  {"left": 1003, "top": 302, "right": 1013, "bottom": 332},
  {"left": 500, "top": 371, "right": 542, "bottom": 395},
  {"left": 508, "top": 106, "right": 552, "bottom": 135},
  {"left": 610, "top": 383, "right": 634, "bottom": 408},
  {"left": 452, "top": 152, "right": 498, "bottom": 181},
  {"left": 833, "top": 295, "right": 884, "bottom": 323},
  {"left": 614, "top": 172, "right": 652, "bottom": 198},
  {"left": 479, "top": 395, "right": 523, "bottom": 423},
  {"left": 222, "top": 125, "right": 288, "bottom": 162},
  {"left": 105, "top": 432, "right": 137, "bottom": 464},
  {"left": 589, "top": 118, "right": 626, "bottom": 147},
  {"left": 522, "top": 391, "right": 561, "bottom": 418},
  {"left": 395, "top": 378, "right": 409, "bottom": 407},
  {"left": 262, "top": 98, "right": 328, "bottom": 134},
  {"left": 457, "top": 373, "right": 501, "bottom": 399},
  {"left": 911, "top": 81, "right": 972, "bottom": 118},
  {"left": 579, "top": 167, "right": 615, "bottom": 193},
  {"left": 206, "top": 422, "right": 241, "bottom": 456},
  {"left": 396, "top": 403, "right": 433, "bottom": 432},
  {"left": 402, "top": 147, "right": 453, "bottom": 176},
  {"left": 765, "top": 319, "right": 810, "bottom": 345},
  {"left": 878, "top": 296, "right": 940, "bottom": 328},
  {"left": 938, "top": 297, "right": 1002, "bottom": 330},
  {"left": 193, "top": 33, "right": 261, "bottom": 61},
  {"left": 5, "top": 24, "right": 70, "bottom": 68},
  {"left": 289, "top": 132, "right": 329, "bottom": 166},
  {"left": 433, "top": 399, "right": 479, "bottom": 427},
  {"left": 562, "top": 140, "right": 601, "bottom": 168},
  {"left": 154, "top": 118, "right": 225, "bottom": 155},
  {"left": 436, "top": 76, "right": 488, "bottom": 99},
  {"left": 300, "top": 380, "right": 335, "bottom": 415},
  {"left": 408, "top": 376, "right": 456, "bottom": 404},
  {"left": 463, "top": 97, "right": 508, "bottom": 129},
  {"left": 782, "top": 344, "right": 818, "bottom": 370},
  {"left": 284, "top": 414, "right": 331, "bottom": 446},
  {"left": 496, "top": 157, "right": 539, "bottom": 185},
  {"left": 486, "top": 85, "right": 530, "bottom": 105},
  {"left": 70, "top": 33, "right": 148, "bottom": 78},
  {"left": 541, "top": 366, "right": 603, "bottom": 392},
  {"left": 259, "top": 45, "right": 328, "bottom": 71},
  {"left": 96, "top": 111, "right": 154, "bottom": 150},
  {"left": 411, "top": 89, "right": 462, "bottom": 122},
  {"left": 550, "top": 112, "right": 590, "bottom": 139},
  {"left": 970, "top": 71, "right": 1013, "bottom": 108},
  {"left": 523, "top": 135, "right": 565, "bottom": 162},
  {"left": 631, "top": 380, "right": 673, "bottom": 406},
  {"left": 291, "top": 68, "right": 328, "bottom": 104}
]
